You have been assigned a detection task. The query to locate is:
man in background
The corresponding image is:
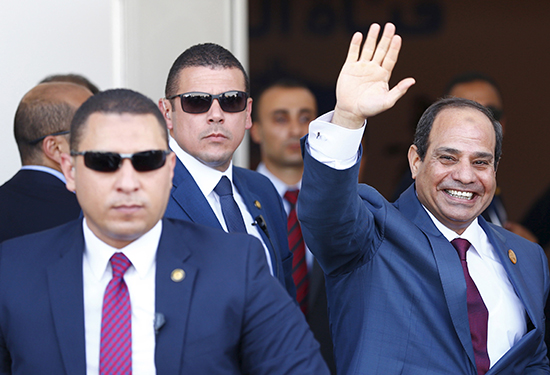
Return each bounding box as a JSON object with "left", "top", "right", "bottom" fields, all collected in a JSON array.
[
  {"left": 250, "top": 79, "right": 336, "bottom": 373},
  {"left": 0, "top": 82, "right": 92, "bottom": 242},
  {"left": 159, "top": 43, "right": 296, "bottom": 297},
  {"left": 40, "top": 73, "right": 99, "bottom": 95}
]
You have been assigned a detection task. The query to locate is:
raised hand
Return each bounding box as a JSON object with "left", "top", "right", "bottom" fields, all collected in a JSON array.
[{"left": 332, "top": 23, "right": 416, "bottom": 129}]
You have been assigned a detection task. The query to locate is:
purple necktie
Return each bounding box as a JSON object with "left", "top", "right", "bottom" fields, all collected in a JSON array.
[
  {"left": 284, "top": 189, "right": 309, "bottom": 315},
  {"left": 451, "top": 238, "right": 490, "bottom": 375},
  {"left": 100, "top": 252, "right": 132, "bottom": 375}
]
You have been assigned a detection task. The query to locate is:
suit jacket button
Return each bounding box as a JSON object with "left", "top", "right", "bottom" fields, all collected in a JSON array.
[
  {"left": 254, "top": 200, "right": 261, "bottom": 209},
  {"left": 171, "top": 268, "right": 186, "bottom": 282}
]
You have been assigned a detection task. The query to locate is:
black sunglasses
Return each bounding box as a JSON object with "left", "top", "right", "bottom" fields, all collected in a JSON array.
[
  {"left": 167, "top": 91, "right": 249, "bottom": 114},
  {"left": 70, "top": 150, "right": 171, "bottom": 172},
  {"left": 28, "top": 130, "right": 70, "bottom": 145}
]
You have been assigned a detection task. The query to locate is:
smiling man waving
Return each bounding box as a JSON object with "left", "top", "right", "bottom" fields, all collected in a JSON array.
[{"left": 298, "top": 23, "right": 550, "bottom": 374}]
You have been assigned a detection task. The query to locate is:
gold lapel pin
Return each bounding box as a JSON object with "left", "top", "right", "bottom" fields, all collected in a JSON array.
[
  {"left": 254, "top": 200, "right": 262, "bottom": 209},
  {"left": 171, "top": 268, "right": 186, "bottom": 282},
  {"left": 508, "top": 249, "right": 517, "bottom": 264}
]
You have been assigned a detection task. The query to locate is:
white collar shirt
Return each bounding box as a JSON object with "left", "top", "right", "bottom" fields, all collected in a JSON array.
[
  {"left": 169, "top": 137, "right": 273, "bottom": 274},
  {"left": 83, "top": 218, "right": 161, "bottom": 375},
  {"left": 424, "top": 209, "right": 527, "bottom": 366}
]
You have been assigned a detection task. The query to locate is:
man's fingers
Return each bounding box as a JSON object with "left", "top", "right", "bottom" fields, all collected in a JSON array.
[
  {"left": 371, "top": 23, "right": 396, "bottom": 65},
  {"left": 387, "top": 77, "right": 416, "bottom": 107},
  {"left": 381, "top": 35, "right": 402, "bottom": 74},
  {"left": 345, "top": 32, "right": 364, "bottom": 64},
  {"left": 360, "top": 23, "right": 381, "bottom": 62}
]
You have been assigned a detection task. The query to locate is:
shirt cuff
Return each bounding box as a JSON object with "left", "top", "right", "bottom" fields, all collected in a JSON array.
[{"left": 307, "top": 111, "right": 366, "bottom": 170}]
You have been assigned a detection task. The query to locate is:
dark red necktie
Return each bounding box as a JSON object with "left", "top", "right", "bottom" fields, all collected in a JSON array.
[
  {"left": 451, "top": 238, "right": 490, "bottom": 375},
  {"left": 284, "top": 189, "right": 309, "bottom": 315},
  {"left": 100, "top": 252, "right": 132, "bottom": 375}
]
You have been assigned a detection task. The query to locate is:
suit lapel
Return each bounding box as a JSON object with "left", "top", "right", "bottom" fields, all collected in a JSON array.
[
  {"left": 170, "top": 158, "right": 223, "bottom": 229},
  {"left": 479, "top": 219, "right": 538, "bottom": 329},
  {"left": 154, "top": 219, "right": 198, "bottom": 374},
  {"left": 47, "top": 222, "right": 87, "bottom": 375},
  {"left": 399, "top": 185, "right": 477, "bottom": 371},
  {"left": 233, "top": 168, "right": 279, "bottom": 274}
]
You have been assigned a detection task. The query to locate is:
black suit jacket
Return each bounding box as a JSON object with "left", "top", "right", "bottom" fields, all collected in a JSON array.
[{"left": 0, "top": 169, "right": 81, "bottom": 242}]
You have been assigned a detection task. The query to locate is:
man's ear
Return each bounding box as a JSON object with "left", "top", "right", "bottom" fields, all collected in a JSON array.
[
  {"left": 60, "top": 152, "right": 76, "bottom": 192},
  {"left": 407, "top": 145, "right": 421, "bottom": 179},
  {"left": 244, "top": 97, "right": 253, "bottom": 130},
  {"left": 158, "top": 98, "right": 174, "bottom": 133},
  {"left": 42, "top": 135, "right": 68, "bottom": 170}
]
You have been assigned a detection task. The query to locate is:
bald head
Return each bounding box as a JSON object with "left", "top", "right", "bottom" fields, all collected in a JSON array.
[{"left": 14, "top": 82, "right": 92, "bottom": 166}]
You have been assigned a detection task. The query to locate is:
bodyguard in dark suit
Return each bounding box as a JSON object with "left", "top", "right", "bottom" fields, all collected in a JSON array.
[
  {"left": 0, "top": 89, "right": 328, "bottom": 374},
  {"left": 0, "top": 82, "right": 92, "bottom": 242},
  {"left": 299, "top": 23, "right": 549, "bottom": 374},
  {"left": 159, "top": 44, "right": 295, "bottom": 297},
  {"left": 250, "top": 79, "right": 336, "bottom": 373}
]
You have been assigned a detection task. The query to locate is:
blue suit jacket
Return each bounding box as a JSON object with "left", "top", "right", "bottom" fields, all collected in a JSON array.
[
  {"left": 298, "top": 142, "right": 550, "bottom": 375},
  {"left": 164, "top": 158, "right": 296, "bottom": 297},
  {"left": 0, "top": 169, "right": 81, "bottom": 243},
  {"left": 0, "top": 218, "right": 328, "bottom": 374}
]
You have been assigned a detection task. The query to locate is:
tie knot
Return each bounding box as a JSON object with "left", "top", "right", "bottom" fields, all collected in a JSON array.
[
  {"left": 451, "top": 238, "right": 471, "bottom": 261},
  {"left": 110, "top": 252, "right": 131, "bottom": 278},
  {"left": 284, "top": 189, "right": 299, "bottom": 206},
  {"left": 214, "top": 176, "right": 233, "bottom": 197}
]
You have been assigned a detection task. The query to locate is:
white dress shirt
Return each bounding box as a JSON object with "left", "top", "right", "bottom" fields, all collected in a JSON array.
[
  {"left": 256, "top": 162, "right": 313, "bottom": 270},
  {"left": 169, "top": 137, "right": 273, "bottom": 274},
  {"left": 307, "top": 111, "right": 526, "bottom": 367},
  {"left": 83, "top": 218, "right": 160, "bottom": 375}
]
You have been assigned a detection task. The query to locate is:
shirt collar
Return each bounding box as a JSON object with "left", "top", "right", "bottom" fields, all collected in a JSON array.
[
  {"left": 82, "top": 218, "right": 162, "bottom": 280},
  {"left": 170, "top": 136, "right": 233, "bottom": 197},
  {"left": 256, "top": 162, "right": 301, "bottom": 197},
  {"left": 20, "top": 165, "right": 66, "bottom": 183},
  {"left": 423, "top": 206, "right": 490, "bottom": 260}
]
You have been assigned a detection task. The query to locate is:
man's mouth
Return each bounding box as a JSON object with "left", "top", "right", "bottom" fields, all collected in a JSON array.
[{"left": 445, "top": 189, "right": 474, "bottom": 200}]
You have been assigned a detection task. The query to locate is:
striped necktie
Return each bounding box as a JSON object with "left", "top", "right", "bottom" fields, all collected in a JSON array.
[
  {"left": 284, "top": 189, "right": 309, "bottom": 315},
  {"left": 100, "top": 252, "right": 132, "bottom": 374}
]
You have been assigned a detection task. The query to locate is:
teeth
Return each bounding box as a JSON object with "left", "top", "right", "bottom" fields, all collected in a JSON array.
[{"left": 446, "top": 189, "right": 473, "bottom": 200}]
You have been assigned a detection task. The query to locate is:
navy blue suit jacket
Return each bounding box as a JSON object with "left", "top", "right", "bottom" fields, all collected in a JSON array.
[
  {"left": 299, "top": 141, "right": 550, "bottom": 374},
  {"left": 164, "top": 158, "right": 296, "bottom": 297},
  {"left": 0, "top": 218, "right": 328, "bottom": 374},
  {"left": 0, "top": 169, "right": 80, "bottom": 243}
]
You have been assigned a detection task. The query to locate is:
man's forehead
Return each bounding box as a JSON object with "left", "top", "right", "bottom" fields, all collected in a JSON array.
[
  {"left": 430, "top": 107, "right": 495, "bottom": 147},
  {"left": 177, "top": 66, "right": 246, "bottom": 92}
]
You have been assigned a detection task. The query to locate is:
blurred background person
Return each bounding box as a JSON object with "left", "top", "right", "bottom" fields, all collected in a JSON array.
[
  {"left": 250, "top": 78, "right": 336, "bottom": 374},
  {"left": 40, "top": 73, "right": 100, "bottom": 95},
  {"left": 0, "top": 82, "right": 92, "bottom": 242}
]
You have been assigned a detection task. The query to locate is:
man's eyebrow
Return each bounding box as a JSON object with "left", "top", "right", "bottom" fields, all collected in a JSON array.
[
  {"left": 272, "top": 109, "right": 290, "bottom": 116},
  {"left": 434, "top": 147, "right": 494, "bottom": 160}
]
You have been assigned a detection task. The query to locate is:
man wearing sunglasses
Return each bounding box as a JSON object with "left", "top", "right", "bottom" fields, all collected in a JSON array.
[
  {"left": 0, "top": 88, "right": 328, "bottom": 374},
  {"left": 159, "top": 43, "right": 296, "bottom": 298},
  {"left": 0, "top": 81, "right": 92, "bottom": 243}
]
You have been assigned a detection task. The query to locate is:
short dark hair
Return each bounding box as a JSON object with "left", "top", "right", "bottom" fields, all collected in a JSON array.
[
  {"left": 252, "top": 78, "right": 314, "bottom": 122},
  {"left": 40, "top": 73, "right": 100, "bottom": 95},
  {"left": 14, "top": 100, "right": 75, "bottom": 164},
  {"left": 164, "top": 43, "right": 249, "bottom": 98},
  {"left": 70, "top": 89, "right": 168, "bottom": 151},
  {"left": 413, "top": 97, "right": 503, "bottom": 168}
]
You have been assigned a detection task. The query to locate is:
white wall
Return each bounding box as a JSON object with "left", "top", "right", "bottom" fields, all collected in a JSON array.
[{"left": 0, "top": 0, "right": 248, "bottom": 185}]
